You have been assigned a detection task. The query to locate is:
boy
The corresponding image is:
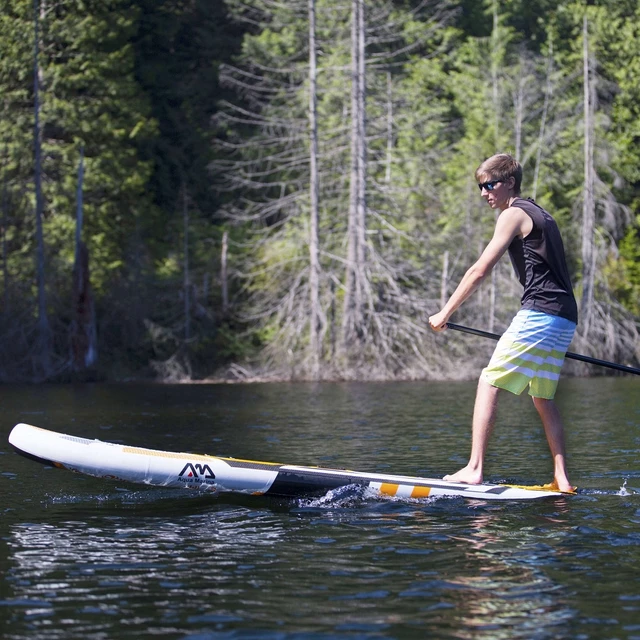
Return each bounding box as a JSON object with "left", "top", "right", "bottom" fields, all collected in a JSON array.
[{"left": 428, "top": 153, "right": 577, "bottom": 492}]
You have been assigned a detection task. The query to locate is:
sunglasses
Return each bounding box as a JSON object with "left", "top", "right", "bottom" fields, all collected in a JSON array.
[{"left": 477, "top": 180, "right": 501, "bottom": 191}]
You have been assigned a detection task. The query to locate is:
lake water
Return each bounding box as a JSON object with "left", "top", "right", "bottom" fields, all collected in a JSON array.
[{"left": 1, "top": 379, "right": 639, "bottom": 639}]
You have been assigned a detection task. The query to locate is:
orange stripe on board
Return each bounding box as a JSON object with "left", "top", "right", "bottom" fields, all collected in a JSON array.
[
  {"left": 379, "top": 483, "right": 399, "bottom": 496},
  {"left": 410, "top": 486, "right": 431, "bottom": 498}
]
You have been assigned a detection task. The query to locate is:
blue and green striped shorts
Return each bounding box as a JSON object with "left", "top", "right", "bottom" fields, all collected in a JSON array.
[{"left": 481, "top": 310, "right": 577, "bottom": 399}]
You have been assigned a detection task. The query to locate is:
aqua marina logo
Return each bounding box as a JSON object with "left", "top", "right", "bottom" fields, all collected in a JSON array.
[{"left": 178, "top": 462, "right": 216, "bottom": 483}]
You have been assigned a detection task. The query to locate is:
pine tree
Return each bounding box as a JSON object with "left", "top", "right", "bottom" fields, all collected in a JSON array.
[{"left": 0, "top": 0, "right": 157, "bottom": 380}]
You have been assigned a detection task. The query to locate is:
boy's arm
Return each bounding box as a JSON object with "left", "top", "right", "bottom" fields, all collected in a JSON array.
[{"left": 428, "top": 207, "right": 530, "bottom": 331}]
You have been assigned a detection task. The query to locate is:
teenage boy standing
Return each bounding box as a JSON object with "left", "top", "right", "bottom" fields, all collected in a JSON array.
[{"left": 428, "top": 153, "right": 578, "bottom": 493}]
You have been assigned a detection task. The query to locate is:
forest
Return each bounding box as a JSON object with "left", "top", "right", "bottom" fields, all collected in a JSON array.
[{"left": 1, "top": 0, "right": 639, "bottom": 383}]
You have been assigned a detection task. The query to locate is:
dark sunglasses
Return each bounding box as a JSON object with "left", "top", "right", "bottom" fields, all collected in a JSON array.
[{"left": 477, "top": 180, "right": 501, "bottom": 191}]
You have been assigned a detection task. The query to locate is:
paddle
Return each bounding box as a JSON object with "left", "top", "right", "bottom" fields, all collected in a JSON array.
[{"left": 446, "top": 322, "right": 640, "bottom": 376}]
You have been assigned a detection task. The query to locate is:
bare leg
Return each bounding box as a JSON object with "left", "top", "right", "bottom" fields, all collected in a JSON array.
[
  {"left": 444, "top": 378, "right": 500, "bottom": 484},
  {"left": 532, "top": 396, "right": 574, "bottom": 492}
]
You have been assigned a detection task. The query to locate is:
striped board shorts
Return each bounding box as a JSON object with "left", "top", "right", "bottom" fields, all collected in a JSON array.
[{"left": 481, "top": 309, "right": 577, "bottom": 399}]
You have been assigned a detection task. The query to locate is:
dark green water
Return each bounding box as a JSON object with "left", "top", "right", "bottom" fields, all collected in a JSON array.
[{"left": 1, "top": 379, "right": 639, "bottom": 639}]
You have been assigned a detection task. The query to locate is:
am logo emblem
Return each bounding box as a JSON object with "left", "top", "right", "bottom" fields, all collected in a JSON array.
[{"left": 178, "top": 462, "right": 216, "bottom": 481}]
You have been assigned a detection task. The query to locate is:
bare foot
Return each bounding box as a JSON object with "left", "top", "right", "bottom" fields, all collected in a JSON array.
[
  {"left": 544, "top": 479, "right": 577, "bottom": 494},
  {"left": 443, "top": 466, "right": 483, "bottom": 485}
]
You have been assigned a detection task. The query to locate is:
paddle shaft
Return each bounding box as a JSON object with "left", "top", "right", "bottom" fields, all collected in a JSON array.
[{"left": 446, "top": 322, "right": 640, "bottom": 376}]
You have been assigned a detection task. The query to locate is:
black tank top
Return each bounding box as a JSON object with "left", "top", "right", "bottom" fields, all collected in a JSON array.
[{"left": 507, "top": 198, "right": 578, "bottom": 324}]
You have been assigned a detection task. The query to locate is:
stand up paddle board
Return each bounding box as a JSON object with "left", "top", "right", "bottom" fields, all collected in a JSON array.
[{"left": 8, "top": 423, "right": 571, "bottom": 501}]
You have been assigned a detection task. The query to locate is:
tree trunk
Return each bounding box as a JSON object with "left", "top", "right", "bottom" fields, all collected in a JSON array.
[
  {"left": 440, "top": 250, "right": 449, "bottom": 309},
  {"left": 355, "top": 0, "right": 366, "bottom": 281},
  {"left": 385, "top": 71, "right": 393, "bottom": 185},
  {"left": 342, "top": 0, "right": 367, "bottom": 352},
  {"left": 489, "top": 268, "right": 496, "bottom": 333},
  {"left": 581, "top": 15, "right": 595, "bottom": 336},
  {"left": 532, "top": 36, "right": 553, "bottom": 201},
  {"left": 489, "top": 1, "right": 500, "bottom": 332},
  {"left": 2, "top": 146, "right": 8, "bottom": 317},
  {"left": 74, "top": 147, "right": 84, "bottom": 273},
  {"left": 513, "top": 55, "right": 525, "bottom": 161},
  {"left": 71, "top": 242, "right": 97, "bottom": 372},
  {"left": 33, "top": 0, "right": 51, "bottom": 379},
  {"left": 491, "top": 1, "right": 501, "bottom": 148},
  {"left": 221, "top": 230, "right": 229, "bottom": 317},
  {"left": 183, "top": 182, "right": 190, "bottom": 342},
  {"left": 71, "top": 147, "right": 98, "bottom": 372},
  {"left": 308, "top": 0, "right": 321, "bottom": 377}
]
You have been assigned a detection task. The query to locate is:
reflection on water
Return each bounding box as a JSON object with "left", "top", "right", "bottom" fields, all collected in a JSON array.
[
  {"left": 435, "top": 510, "right": 576, "bottom": 640},
  {"left": 1, "top": 379, "right": 639, "bottom": 639},
  {"left": 5, "top": 508, "right": 288, "bottom": 639}
]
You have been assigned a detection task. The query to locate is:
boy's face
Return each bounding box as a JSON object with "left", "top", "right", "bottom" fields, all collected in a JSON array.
[{"left": 477, "top": 175, "right": 514, "bottom": 210}]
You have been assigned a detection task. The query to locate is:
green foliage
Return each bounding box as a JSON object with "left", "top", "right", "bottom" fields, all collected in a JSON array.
[
  {"left": 0, "top": 0, "right": 158, "bottom": 296},
  {"left": 0, "top": 0, "right": 241, "bottom": 380},
  {"left": 1, "top": 0, "right": 639, "bottom": 381},
  {"left": 606, "top": 218, "right": 640, "bottom": 316}
]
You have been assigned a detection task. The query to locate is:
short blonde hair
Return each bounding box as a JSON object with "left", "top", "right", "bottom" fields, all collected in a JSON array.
[{"left": 475, "top": 153, "right": 522, "bottom": 195}]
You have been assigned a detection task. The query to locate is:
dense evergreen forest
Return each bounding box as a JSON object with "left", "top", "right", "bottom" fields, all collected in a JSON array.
[{"left": 1, "top": 0, "right": 639, "bottom": 383}]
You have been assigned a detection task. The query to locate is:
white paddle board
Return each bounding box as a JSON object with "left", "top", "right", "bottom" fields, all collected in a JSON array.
[{"left": 8, "top": 423, "right": 572, "bottom": 501}]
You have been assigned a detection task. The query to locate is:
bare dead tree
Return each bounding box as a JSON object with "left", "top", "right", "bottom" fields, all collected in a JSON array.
[
  {"left": 532, "top": 36, "right": 554, "bottom": 200},
  {"left": 308, "top": 0, "right": 321, "bottom": 375},
  {"left": 440, "top": 250, "right": 449, "bottom": 309},
  {"left": 490, "top": 0, "right": 502, "bottom": 149},
  {"left": 564, "top": 15, "right": 636, "bottom": 364},
  {"left": 215, "top": 0, "right": 460, "bottom": 379},
  {"left": 581, "top": 15, "right": 596, "bottom": 336},
  {"left": 511, "top": 51, "right": 540, "bottom": 163},
  {"left": 488, "top": 0, "right": 505, "bottom": 333},
  {"left": 342, "top": 0, "right": 368, "bottom": 353}
]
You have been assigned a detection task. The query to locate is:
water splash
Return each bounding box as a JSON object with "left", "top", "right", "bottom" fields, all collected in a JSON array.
[
  {"left": 297, "top": 483, "right": 445, "bottom": 509},
  {"left": 298, "top": 483, "right": 369, "bottom": 508},
  {"left": 617, "top": 479, "right": 631, "bottom": 496}
]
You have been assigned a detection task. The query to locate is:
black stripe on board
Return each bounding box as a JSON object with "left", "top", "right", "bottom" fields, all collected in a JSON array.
[
  {"left": 265, "top": 469, "right": 368, "bottom": 497},
  {"left": 483, "top": 486, "right": 511, "bottom": 494}
]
